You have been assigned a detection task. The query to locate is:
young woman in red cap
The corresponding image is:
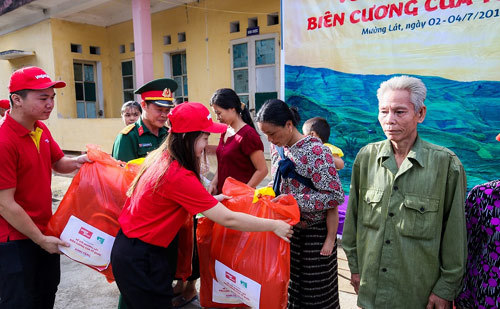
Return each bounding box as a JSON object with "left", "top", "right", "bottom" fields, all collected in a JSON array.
[{"left": 110, "top": 102, "right": 293, "bottom": 309}]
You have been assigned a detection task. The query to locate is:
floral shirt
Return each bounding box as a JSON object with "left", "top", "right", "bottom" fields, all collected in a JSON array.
[
  {"left": 455, "top": 179, "right": 500, "bottom": 309},
  {"left": 270, "top": 135, "right": 344, "bottom": 225}
]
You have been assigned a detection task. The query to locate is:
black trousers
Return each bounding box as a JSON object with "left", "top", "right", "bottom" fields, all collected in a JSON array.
[
  {"left": 111, "top": 230, "right": 178, "bottom": 309},
  {"left": 0, "top": 239, "right": 60, "bottom": 309}
]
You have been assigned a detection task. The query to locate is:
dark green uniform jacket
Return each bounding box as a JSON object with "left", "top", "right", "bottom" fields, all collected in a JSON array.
[{"left": 112, "top": 117, "right": 168, "bottom": 162}]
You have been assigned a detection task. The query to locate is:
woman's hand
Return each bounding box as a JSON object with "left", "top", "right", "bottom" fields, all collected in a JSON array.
[
  {"left": 273, "top": 220, "right": 293, "bottom": 242},
  {"left": 214, "top": 194, "right": 232, "bottom": 202}
]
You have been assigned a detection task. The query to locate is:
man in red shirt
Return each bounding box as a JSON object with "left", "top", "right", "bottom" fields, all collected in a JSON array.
[
  {"left": 0, "top": 66, "right": 91, "bottom": 308},
  {"left": 0, "top": 99, "right": 9, "bottom": 117}
]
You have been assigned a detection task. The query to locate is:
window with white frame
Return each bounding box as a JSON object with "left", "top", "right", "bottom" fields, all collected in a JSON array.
[
  {"left": 231, "top": 33, "right": 279, "bottom": 114},
  {"left": 74, "top": 61, "right": 98, "bottom": 118},
  {"left": 121, "top": 60, "right": 135, "bottom": 102},
  {"left": 171, "top": 52, "right": 188, "bottom": 101}
]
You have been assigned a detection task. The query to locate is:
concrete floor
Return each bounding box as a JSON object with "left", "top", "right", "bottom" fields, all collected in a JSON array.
[{"left": 51, "top": 173, "right": 358, "bottom": 308}]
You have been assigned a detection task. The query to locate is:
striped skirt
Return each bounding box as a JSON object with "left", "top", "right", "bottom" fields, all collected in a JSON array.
[{"left": 288, "top": 222, "right": 339, "bottom": 309}]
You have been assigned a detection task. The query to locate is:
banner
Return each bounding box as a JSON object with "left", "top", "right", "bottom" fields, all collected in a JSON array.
[{"left": 282, "top": 0, "right": 500, "bottom": 191}]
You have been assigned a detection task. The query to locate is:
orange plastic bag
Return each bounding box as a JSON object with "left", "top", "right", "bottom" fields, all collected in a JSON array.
[
  {"left": 175, "top": 215, "right": 193, "bottom": 280},
  {"left": 46, "top": 145, "right": 138, "bottom": 282},
  {"left": 202, "top": 177, "right": 300, "bottom": 309},
  {"left": 197, "top": 217, "right": 248, "bottom": 308}
]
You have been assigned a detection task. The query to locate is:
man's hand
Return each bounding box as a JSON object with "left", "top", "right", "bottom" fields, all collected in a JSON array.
[
  {"left": 74, "top": 154, "right": 92, "bottom": 169},
  {"left": 350, "top": 273, "right": 360, "bottom": 294},
  {"left": 425, "top": 293, "right": 450, "bottom": 309},
  {"left": 35, "top": 235, "right": 70, "bottom": 255}
]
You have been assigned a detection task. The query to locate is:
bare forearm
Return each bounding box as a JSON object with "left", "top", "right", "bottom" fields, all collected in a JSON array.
[
  {"left": 224, "top": 211, "right": 276, "bottom": 232},
  {"left": 204, "top": 204, "right": 275, "bottom": 232},
  {"left": 246, "top": 169, "right": 268, "bottom": 188},
  {"left": 52, "top": 154, "right": 90, "bottom": 174},
  {"left": 0, "top": 197, "right": 44, "bottom": 244},
  {"left": 203, "top": 202, "right": 292, "bottom": 242}
]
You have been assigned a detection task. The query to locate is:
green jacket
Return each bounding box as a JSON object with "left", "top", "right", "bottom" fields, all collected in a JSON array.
[
  {"left": 343, "top": 136, "right": 467, "bottom": 308},
  {"left": 112, "top": 117, "right": 168, "bottom": 162}
]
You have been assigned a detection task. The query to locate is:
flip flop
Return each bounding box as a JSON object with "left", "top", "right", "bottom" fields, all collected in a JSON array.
[{"left": 172, "top": 294, "right": 199, "bottom": 308}]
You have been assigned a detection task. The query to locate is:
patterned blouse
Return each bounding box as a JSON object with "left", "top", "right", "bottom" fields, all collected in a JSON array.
[
  {"left": 455, "top": 180, "right": 500, "bottom": 308},
  {"left": 270, "top": 135, "right": 344, "bottom": 226}
]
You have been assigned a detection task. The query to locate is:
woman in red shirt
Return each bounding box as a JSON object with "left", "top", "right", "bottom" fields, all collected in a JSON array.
[
  {"left": 208, "top": 88, "right": 268, "bottom": 195},
  {"left": 111, "top": 102, "right": 292, "bottom": 309}
]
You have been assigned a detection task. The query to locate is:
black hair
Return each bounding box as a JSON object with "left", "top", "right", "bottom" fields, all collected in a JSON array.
[
  {"left": 9, "top": 89, "right": 30, "bottom": 106},
  {"left": 303, "top": 117, "right": 330, "bottom": 143},
  {"left": 167, "top": 131, "right": 202, "bottom": 180},
  {"left": 255, "top": 99, "right": 300, "bottom": 127},
  {"left": 121, "top": 101, "right": 142, "bottom": 114},
  {"left": 173, "top": 98, "right": 185, "bottom": 106},
  {"left": 210, "top": 88, "right": 256, "bottom": 130},
  {"left": 128, "top": 130, "right": 202, "bottom": 196}
]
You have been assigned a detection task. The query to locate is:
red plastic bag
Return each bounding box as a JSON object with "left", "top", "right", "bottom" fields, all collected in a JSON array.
[
  {"left": 201, "top": 177, "right": 300, "bottom": 309},
  {"left": 197, "top": 217, "right": 248, "bottom": 308},
  {"left": 46, "top": 145, "right": 138, "bottom": 282},
  {"left": 175, "top": 215, "right": 193, "bottom": 280}
]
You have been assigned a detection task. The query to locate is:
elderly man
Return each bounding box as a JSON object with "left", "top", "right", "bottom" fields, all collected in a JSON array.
[{"left": 343, "top": 75, "right": 467, "bottom": 308}]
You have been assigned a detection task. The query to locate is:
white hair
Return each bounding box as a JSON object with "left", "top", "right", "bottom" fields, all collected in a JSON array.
[{"left": 377, "top": 75, "right": 427, "bottom": 112}]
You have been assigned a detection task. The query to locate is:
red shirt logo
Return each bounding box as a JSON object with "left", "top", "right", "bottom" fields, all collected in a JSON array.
[
  {"left": 225, "top": 272, "right": 236, "bottom": 283},
  {"left": 78, "top": 227, "right": 93, "bottom": 239}
]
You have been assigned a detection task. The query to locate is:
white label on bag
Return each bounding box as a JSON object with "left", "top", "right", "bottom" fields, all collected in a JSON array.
[
  {"left": 215, "top": 260, "right": 261, "bottom": 308},
  {"left": 212, "top": 279, "right": 245, "bottom": 304},
  {"left": 59, "top": 215, "right": 115, "bottom": 269}
]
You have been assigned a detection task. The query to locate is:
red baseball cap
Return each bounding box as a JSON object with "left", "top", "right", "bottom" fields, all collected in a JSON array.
[
  {"left": 9, "top": 66, "right": 66, "bottom": 93},
  {"left": 168, "top": 102, "right": 227, "bottom": 134},
  {"left": 0, "top": 99, "right": 9, "bottom": 109}
]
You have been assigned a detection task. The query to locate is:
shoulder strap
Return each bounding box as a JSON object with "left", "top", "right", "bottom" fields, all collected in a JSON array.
[
  {"left": 276, "top": 146, "right": 285, "bottom": 159},
  {"left": 275, "top": 146, "right": 318, "bottom": 192},
  {"left": 120, "top": 124, "right": 135, "bottom": 135}
]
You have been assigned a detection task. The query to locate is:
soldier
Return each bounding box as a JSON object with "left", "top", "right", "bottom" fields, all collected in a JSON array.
[{"left": 112, "top": 78, "right": 177, "bottom": 162}]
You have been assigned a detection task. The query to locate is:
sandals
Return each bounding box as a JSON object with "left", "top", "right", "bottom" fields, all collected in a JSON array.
[{"left": 172, "top": 294, "right": 199, "bottom": 308}]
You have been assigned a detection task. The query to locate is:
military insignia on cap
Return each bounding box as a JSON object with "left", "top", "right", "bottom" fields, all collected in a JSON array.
[
  {"left": 134, "top": 78, "right": 178, "bottom": 108},
  {"left": 163, "top": 88, "right": 172, "bottom": 99}
]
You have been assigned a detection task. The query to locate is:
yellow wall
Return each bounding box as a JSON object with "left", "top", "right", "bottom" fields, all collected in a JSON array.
[
  {"left": 151, "top": 0, "right": 281, "bottom": 104},
  {"left": 0, "top": 20, "right": 56, "bottom": 119},
  {"left": 0, "top": 0, "right": 280, "bottom": 152}
]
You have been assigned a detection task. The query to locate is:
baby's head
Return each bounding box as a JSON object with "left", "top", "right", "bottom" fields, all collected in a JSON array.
[
  {"left": 302, "top": 117, "right": 330, "bottom": 144},
  {"left": 121, "top": 101, "right": 142, "bottom": 125}
]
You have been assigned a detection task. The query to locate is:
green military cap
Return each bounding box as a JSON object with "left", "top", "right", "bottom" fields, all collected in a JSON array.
[{"left": 135, "top": 78, "right": 178, "bottom": 108}]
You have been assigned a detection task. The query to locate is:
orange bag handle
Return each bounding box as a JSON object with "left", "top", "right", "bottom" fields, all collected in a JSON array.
[{"left": 86, "top": 144, "right": 126, "bottom": 168}]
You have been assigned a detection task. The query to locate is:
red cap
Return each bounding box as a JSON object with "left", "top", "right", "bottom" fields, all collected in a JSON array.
[
  {"left": 496, "top": 133, "right": 500, "bottom": 142},
  {"left": 9, "top": 66, "right": 66, "bottom": 93},
  {"left": 168, "top": 102, "right": 227, "bottom": 134},
  {"left": 0, "top": 99, "right": 9, "bottom": 109}
]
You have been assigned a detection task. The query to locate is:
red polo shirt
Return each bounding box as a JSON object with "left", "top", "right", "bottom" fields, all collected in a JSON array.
[
  {"left": 119, "top": 158, "right": 218, "bottom": 248},
  {"left": 0, "top": 112, "right": 64, "bottom": 242}
]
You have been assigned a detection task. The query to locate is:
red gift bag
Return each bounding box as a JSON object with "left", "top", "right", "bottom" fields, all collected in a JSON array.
[
  {"left": 197, "top": 217, "right": 248, "bottom": 308},
  {"left": 175, "top": 215, "right": 193, "bottom": 280},
  {"left": 200, "top": 177, "right": 300, "bottom": 309},
  {"left": 46, "top": 145, "right": 137, "bottom": 282}
]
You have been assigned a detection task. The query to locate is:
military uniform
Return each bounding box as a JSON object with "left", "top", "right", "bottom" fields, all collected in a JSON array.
[
  {"left": 111, "top": 117, "right": 168, "bottom": 162},
  {"left": 111, "top": 78, "right": 178, "bottom": 163}
]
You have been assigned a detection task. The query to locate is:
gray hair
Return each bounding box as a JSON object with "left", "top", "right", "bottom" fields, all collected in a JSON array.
[{"left": 376, "top": 75, "right": 427, "bottom": 113}]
